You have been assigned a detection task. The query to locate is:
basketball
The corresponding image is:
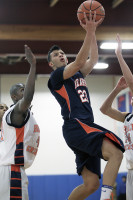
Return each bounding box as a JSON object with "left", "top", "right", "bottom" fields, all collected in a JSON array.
[{"left": 77, "top": 0, "right": 105, "bottom": 24}]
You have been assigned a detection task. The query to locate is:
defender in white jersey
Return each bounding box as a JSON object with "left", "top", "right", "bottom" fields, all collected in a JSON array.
[
  {"left": 0, "top": 45, "right": 40, "bottom": 200},
  {"left": 100, "top": 34, "right": 133, "bottom": 200}
]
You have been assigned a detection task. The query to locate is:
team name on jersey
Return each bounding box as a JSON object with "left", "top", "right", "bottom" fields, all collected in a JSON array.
[
  {"left": 124, "top": 124, "right": 133, "bottom": 134},
  {"left": 26, "top": 136, "right": 40, "bottom": 155},
  {"left": 75, "top": 78, "right": 87, "bottom": 89},
  {"left": 26, "top": 145, "right": 38, "bottom": 155},
  {"left": 125, "top": 144, "right": 133, "bottom": 150},
  {"left": 34, "top": 124, "right": 40, "bottom": 133},
  {"left": 124, "top": 125, "right": 133, "bottom": 144}
]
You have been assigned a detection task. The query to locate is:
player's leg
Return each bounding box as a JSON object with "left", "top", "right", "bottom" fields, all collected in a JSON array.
[
  {"left": 68, "top": 166, "right": 99, "bottom": 200},
  {"left": 126, "top": 170, "right": 133, "bottom": 200},
  {"left": 100, "top": 138, "right": 123, "bottom": 200}
]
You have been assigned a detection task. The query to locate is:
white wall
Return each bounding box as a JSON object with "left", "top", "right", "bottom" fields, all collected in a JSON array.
[{"left": 0, "top": 74, "right": 127, "bottom": 175}]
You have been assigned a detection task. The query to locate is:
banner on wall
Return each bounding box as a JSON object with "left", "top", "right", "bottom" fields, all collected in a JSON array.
[
  {"left": 117, "top": 91, "right": 132, "bottom": 113},
  {"left": 129, "top": 91, "right": 132, "bottom": 113},
  {"left": 117, "top": 94, "right": 126, "bottom": 112}
]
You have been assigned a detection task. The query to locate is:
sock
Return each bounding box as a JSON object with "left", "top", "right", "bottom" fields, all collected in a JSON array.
[{"left": 100, "top": 185, "right": 113, "bottom": 200}]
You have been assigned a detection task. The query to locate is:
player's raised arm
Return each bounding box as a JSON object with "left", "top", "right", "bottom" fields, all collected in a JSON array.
[
  {"left": 115, "top": 34, "right": 133, "bottom": 94},
  {"left": 77, "top": 5, "right": 103, "bottom": 77},
  {"left": 63, "top": 11, "right": 101, "bottom": 80},
  {"left": 17, "top": 45, "right": 36, "bottom": 111},
  {"left": 100, "top": 76, "right": 128, "bottom": 122},
  {"left": 80, "top": 24, "right": 98, "bottom": 77},
  {"left": 10, "top": 45, "right": 36, "bottom": 127}
]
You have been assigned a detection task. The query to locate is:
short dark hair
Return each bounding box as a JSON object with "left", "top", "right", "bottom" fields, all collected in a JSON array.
[
  {"left": 10, "top": 83, "right": 25, "bottom": 96},
  {"left": 47, "top": 45, "right": 61, "bottom": 63}
]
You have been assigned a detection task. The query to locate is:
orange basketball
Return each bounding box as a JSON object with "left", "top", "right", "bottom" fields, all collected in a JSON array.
[{"left": 77, "top": 0, "right": 105, "bottom": 25}]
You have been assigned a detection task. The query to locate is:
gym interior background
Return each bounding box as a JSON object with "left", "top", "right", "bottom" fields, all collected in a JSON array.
[{"left": 0, "top": 0, "right": 132, "bottom": 199}]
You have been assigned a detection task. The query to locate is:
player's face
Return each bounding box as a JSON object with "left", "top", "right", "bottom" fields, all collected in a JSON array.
[
  {"left": 0, "top": 103, "right": 8, "bottom": 119},
  {"left": 49, "top": 49, "right": 68, "bottom": 69},
  {"left": 15, "top": 86, "right": 25, "bottom": 101}
]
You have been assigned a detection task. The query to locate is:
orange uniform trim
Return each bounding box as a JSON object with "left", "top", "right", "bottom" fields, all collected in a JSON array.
[
  {"left": 76, "top": 119, "right": 102, "bottom": 134},
  {"left": 10, "top": 196, "right": 22, "bottom": 199},
  {"left": 16, "top": 127, "right": 24, "bottom": 145},
  {"left": 15, "top": 156, "right": 24, "bottom": 158},
  {"left": 55, "top": 85, "right": 70, "bottom": 111},
  {"left": 105, "top": 132, "right": 121, "bottom": 145},
  {"left": 14, "top": 163, "right": 24, "bottom": 166},
  {"left": 77, "top": 119, "right": 122, "bottom": 146},
  {"left": 11, "top": 178, "right": 21, "bottom": 180},
  {"left": 11, "top": 165, "right": 21, "bottom": 172},
  {"left": 16, "top": 149, "right": 23, "bottom": 151}
]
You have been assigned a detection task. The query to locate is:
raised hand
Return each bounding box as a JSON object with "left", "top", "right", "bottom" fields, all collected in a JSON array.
[
  {"left": 115, "top": 34, "right": 122, "bottom": 56},
  {"left": 25, "top": 45, "right": 36, "bottom": 66},
  {"left": 116, "top": 76, "right": 128, "bottom": 90}
]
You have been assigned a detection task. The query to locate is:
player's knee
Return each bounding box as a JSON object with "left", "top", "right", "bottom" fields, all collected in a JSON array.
[
  {"left": 102, "top": 139, "right": 123, "bottom": 161},
  {"left": 109, "top": 148, "right": 123, "bottom": 162},
  {"left": 84, "top": 178, "right": 100, "bottom": 194},
  {"left": 114, "top": 149, "right": 123, "bottom": 162}
]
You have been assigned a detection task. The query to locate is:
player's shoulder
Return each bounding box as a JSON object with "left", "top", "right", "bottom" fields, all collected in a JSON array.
[
  {"left": 50, "top": 66, "right": 65, "bottom": 77},
  {"left": 48, "top": 66, "right": 65, "bottom": 90}
]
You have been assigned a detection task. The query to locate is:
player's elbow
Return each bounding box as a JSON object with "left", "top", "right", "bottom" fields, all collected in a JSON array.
[
  {"left": 93, "top": 53, "right": 99, "bottom": 63},
  {"left": 100, "top": 106, "right": 108, "bottom": 115},
  {"left": 90, "top": 55, "right": 99, "bottom": 66},
  {"left": 100, "top": 106, "right": 105, "bottom": 114},
  {"left": 75, "top": 60, "right": 86, "bottom": 70},
  {"left": 91, "top": 60, "right": 98, "bottom": 67}
]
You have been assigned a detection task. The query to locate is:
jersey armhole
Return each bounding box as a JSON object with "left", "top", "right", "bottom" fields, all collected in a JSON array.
[
  {"left": 125, "top": 113, "right": 131, "bottom": 119},
  {"left": 6, "top": 109, "right": 30, "bottom": 128}
]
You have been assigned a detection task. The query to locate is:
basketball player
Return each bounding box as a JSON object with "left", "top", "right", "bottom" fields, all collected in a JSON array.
[
  {"left": 0, "top": 45, "right": 40, "bottom": 200},
  {"left": 100, "top": 34, "right": 133, "bottom": 200},
  {"left": 47, "top": 12, "right": 124, "bottom": 200}
]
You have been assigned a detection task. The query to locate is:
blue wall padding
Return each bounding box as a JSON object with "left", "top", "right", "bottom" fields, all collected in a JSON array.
[{"left": 28, "top": 172, "right": 127, "bottom": 200}]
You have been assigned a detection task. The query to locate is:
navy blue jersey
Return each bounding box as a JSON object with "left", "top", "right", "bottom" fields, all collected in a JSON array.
[
  {"left": 48, "top": 66, "right": 125, "bottom": 177},
  {"left": 48, "top": 66, "right": 94, "bottom": 122}
]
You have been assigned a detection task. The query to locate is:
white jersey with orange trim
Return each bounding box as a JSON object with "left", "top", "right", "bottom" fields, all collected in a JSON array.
[
  {"left": 0, "top": 105, "right": 40, "bottom": 169},
  {"left": 124, "top": 113, "right": 133, "bottom": 170}
]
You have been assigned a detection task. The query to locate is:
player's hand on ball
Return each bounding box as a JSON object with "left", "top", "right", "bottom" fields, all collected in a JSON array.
[
  {"left": 77, "top": 0, "right": 105, "bottom": 25},
  {"left": 80, "top": 11, "right": 102, "bottom": 32}
]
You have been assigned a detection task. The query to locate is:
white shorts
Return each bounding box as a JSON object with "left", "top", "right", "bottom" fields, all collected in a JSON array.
[
  {"left": 126, "top": 169, "right": 133, "bottom": 200},
  {"left": 0, "top": 165, "right": 29, "bottom": 200}
]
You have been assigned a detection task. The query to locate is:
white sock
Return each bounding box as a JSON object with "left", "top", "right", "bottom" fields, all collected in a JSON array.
[{"left": 100, "top": 185, "right": 113, "bottom": 200}]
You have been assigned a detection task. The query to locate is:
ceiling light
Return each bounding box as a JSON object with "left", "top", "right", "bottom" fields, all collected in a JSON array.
[
  {"left": 49, "top": 0, "right": 59, "bottom": 7},
  {"left": 100, "top": 42, "right": 133, "bottom": 50},
  {"left": 112, "top": 0, "right": 124, "bottom": 8},
  {"left": 94, "top": 63, "right": 109, "bottom": 69}
]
